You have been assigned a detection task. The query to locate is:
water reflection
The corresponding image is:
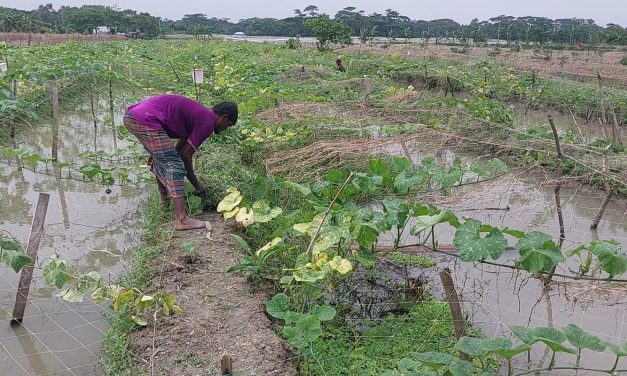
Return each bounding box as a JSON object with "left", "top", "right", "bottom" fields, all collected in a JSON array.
[
  {"left": 373, "top": 145, "right": 626, "bottom": 374},
  {"left": 0, "top": 103, "right": 144, "bottom": 375}
]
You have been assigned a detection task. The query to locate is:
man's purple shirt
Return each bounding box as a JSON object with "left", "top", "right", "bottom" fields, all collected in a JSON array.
[{"left": 128, "top": 95, "right": 215, "bottom": 150}]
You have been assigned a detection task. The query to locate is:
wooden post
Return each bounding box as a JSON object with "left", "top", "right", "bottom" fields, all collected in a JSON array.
[
  {"left": 221, "top": 355, "right": 233, "bottom": 375},
  {"left": 11, "top": 79, "right": 17, "bottom": 98},
  {"left": 90, "top": 75, "right": 98, "bottom": 152},
  {"left": 108, "top": 64, "right": 118, "bottom": 152},
  {"left": 590, "top": 191, "right": 614, "bottom": 230},
  {"left": 439, "top": 267, "right": 470, "bottom": 361},
  {"left": 548, "top": 114, "right": 565, "bottom": 247},
  {"left": 609, "top": 105, "right": 623, "bottom": 148},
  {"left": 597, "top": 72, "right": 608, "bottom": 134},
  {"left": 50, "top": 83, "right": 60, "bottom": 162},
  {"left": 11, "top": 193, "right": 50, "bottom": 325},
  {"left": 565, "top": 105, "right": 585, "bottom": 144},
  {"left": 591, "top": 156, "right": 613, "bottom": 230},
  {"left": 446, "top": 75, "right": 455, "bottom": 98},
  {"left": 168, "top": 61, "right": 181, "bottom": 84}
]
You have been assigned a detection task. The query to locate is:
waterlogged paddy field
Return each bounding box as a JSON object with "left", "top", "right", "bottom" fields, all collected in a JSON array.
[
  {"left": 0, "top": 39, "right": 625, "bottom": 375},
  {"left": 0, "top": 108, "right": 144, "bottom": 375}
]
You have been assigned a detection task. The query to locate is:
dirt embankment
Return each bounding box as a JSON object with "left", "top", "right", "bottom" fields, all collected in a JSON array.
[
  {"left": 339, "top": 44, "right": 627, "bottom": 85},
  {"left": 130, "top": 220, "right": 297, "bottom": 375}
]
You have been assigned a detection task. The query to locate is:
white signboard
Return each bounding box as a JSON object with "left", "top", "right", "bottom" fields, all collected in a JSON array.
[{"left": 192, "top": 68, "right": 204, "bottom": 84}]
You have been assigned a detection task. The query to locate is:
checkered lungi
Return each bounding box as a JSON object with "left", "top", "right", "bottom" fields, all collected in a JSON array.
[{"left": 123, "top": 111, "right": 186, "bottom": 199}]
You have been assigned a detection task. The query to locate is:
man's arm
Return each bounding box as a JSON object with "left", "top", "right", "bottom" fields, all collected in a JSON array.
[{"left": 175, "top": 139, "right": 205, "bottom": 195}]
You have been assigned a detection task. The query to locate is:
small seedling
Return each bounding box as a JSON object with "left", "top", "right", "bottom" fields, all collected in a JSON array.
[{"left": 181, "top": 241, "right": 198, "bottom": 264}]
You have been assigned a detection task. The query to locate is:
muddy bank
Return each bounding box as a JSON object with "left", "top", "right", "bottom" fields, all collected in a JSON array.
[{"left": 130, "top": 220, "right": 297, "bottom": 375}]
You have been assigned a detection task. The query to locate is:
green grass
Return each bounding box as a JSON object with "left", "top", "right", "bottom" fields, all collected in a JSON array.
[
  {"left": 300, "top": 301, "right": 467, "bottom": 376},
  {"left": 195, "top": 140, "right": 258, "bottom": 210},
  {"left": 102, "top": 140, "right": 257, "bottom": 374},
  {"left": 102, "top": 193, "right": 169, "bottom": 376},
  {"left": 385, "top": 251, "right": 437, "bottom": 268}
]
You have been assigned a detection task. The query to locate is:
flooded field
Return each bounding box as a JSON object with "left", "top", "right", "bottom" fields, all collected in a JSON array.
[
  {"left": 0, "top": 105, "right": 144, "bottom": 376},
  {"left": 373, "top": 142, "right": 627, "bottom": 375}
]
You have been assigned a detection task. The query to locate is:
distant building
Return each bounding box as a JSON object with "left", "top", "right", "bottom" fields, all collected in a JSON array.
[{"left": 93, "top": 26, "right": 110, "bottom": 35}]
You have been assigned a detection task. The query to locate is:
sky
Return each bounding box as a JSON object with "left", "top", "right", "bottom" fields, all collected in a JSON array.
[{"left": 2, "top": 0, "right": 626, "bottom": 26}]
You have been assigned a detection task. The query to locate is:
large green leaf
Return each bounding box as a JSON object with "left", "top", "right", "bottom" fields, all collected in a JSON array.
[
  {"left": 563, "top": 324, "right": 606, "bottom": 352},
  {"left": 310, "top": 305, "right": 336, "bottom": 321},
  {"left": 487, "top": 158, "right": 508, "bottom": 174},
  {"left": 353, "top": 223, "right": 379, "bottom": 249},
  {"left": 454, "top": 219, "right": 507, "bottom": 261},
  {"left": 43, "top": 257, "right": 74, "bottom": 289},
  {"left": 410, "top": 209, "right": 457, "bottom": 235},
  {"left": 58, "top": 288, "right": 84, "bottom": 303},
  {"left": 0, "top": 239, "right": 22, "bottom": 251},
  {"left": 353, "top": 247, "right": 376, "bottom": 269},
  {"left": 368, "top": 158, "right": 389, "bottom": 175},
  {"left": 509, "top": 325, "right": 535, "bottom": 344},
  {"left": 434, "top": 168, "right": 462, "bottom": 189},
  {"left": 455, "top": 337, "right": 490, "bottom": 357},
  {"left": 516, "top": 232, "right": 563, "bottom": 273},
  {"left": 482, "top": 338, "right": 516, "bottom": 352},
  {"left": 296, "top": 314, "right": 323, "bottom": 342},
  {"left": 266, "top": 293, "right": 289, "bottom": 319},
  {"left": 313, "top": 226, "right": 343, "bottom": 254},
  {"left": 79, "top": 164, "right": 102, "bottom": 179},
  {"left": 293, "top": 268, "right": 327, "bottom": 283},
  {"left": 382, "top": 199, "right": 409, "bottom": 227},
  {"left": 76, "top": 271, "right": 101, "bottom": 293},
  {"left": 532, "top": 327, "right": 576, "bottom": 354},
  {"left": 411, "top": 352, "right": 453, "bottom": 371},
  {"left": 491, "top": 344, "right": 532, "bottom": 360},
  {"left": 448, "top": 359, "right": 474, "bottom": 376},
  {"left": 394, "top": 171, "right": 428, "bottom": 194},
  {"left": 326, "top": 169, "right": 345, "bottom": 183},
  {"left": 352, "top": 173, "right": 383, "bottom": 193},
  {"left": 251, "top": 200, "right": 283, "bottom": 223},
  {"left": 603, "top": 341, "right": 627, "bottom": 357},
  {"left": 588, "top": 240, "right": 626, "bottom": 278},
  {"left": 517, "top": 231, "right": 553, "bottom": 254},
  {"left": 284, "top": 181, "right": 311, "bottom": 196},
  {"left": 393, "top": 157, "right": 413, "bottom": 172},
  {"left": 1, "top": 248, "right": 33, "bottom": 272},
  {"left": 396, "top": 358, "right": 421, "bottom": 374}
]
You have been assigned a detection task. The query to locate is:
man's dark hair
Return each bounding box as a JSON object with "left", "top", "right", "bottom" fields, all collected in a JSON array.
[{"left": 213, "top": 101, "right": 238, "bottom": 123}]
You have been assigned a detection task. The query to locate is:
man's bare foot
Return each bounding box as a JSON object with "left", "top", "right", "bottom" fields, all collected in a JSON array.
[{"left": 174, "top": 217, "right": 207, "bottom": 231}]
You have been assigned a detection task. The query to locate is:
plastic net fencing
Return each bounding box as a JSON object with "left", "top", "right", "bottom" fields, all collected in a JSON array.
[{"left": 0, "top": 41, "right": 625, "bottom": 376}]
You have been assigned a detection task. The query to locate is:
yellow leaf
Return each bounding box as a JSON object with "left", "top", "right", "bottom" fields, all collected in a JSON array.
[
  {"left": 217, "top": 188, "right": 242, "bottom": 212},
  {"left": 256, "top": 237, "right": 282, "bottom": 257},
  {"left": 329, "top": 256, "right": 353, "bottom": 274},
  {"left": 235, "top": 207, "right": 255, "bottom": 227},
  {"left": 316, "top": 252, "right": 328, "bottom": 267},
  {"left": 327, "top": 281, "right": 334, "bottom": 293},
  {"left": 293, "top": 222, "right": 311, "bottom": 234},
  {"left": 223, "top": 207, "right": 239, "bottom": 220}
]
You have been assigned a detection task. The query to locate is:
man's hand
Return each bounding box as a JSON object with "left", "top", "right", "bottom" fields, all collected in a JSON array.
[
  {"left": 194, "top": 182, "right": 206, "bottom": 196},
  {"left": 175, "top": 139, "right": 204, "bottom": 194}
]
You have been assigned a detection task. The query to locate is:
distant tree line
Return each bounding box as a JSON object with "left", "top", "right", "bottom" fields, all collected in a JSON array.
[{"left": 0, "top": 3, "right": 625, "bottom": 45}]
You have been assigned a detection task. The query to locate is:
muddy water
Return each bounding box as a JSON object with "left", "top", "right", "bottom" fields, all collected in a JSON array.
[
  {"left": 512, "top": 104, "right": 625, "bottom": 144},
  {"left": 375, "top": 146, "right": 627, "bottom": 374},
  {"left": 0, "top": 104, "right": 144, "bottom": 375}
]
